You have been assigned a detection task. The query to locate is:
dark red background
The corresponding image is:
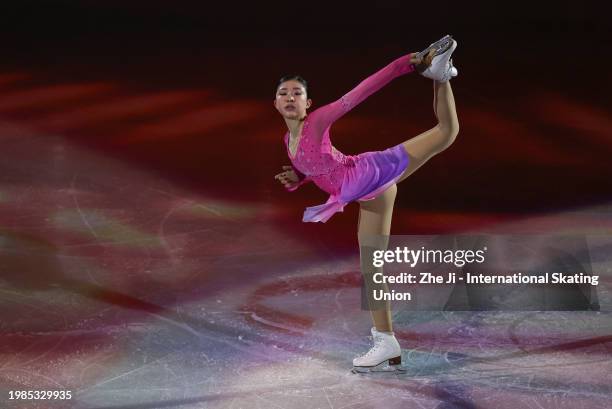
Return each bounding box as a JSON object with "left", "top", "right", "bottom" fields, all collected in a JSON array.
[{"left": 1, "top": 1, "right": 610, "bottom": 237}]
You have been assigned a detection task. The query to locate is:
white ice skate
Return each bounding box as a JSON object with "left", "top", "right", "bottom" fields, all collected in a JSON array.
[
  {"left": 420, "top": 39, "right": 458, "bottom": 82},
  {"left": 352, "top": 327, "right": 404, "bottom": 373},
  {"left": 415, "top": 34, "right": 454, "bottom": 60}
]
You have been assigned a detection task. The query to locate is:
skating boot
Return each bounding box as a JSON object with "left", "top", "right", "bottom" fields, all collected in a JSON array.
[
  {"left": 352, "top": 327, "right": 404, "bottom": 373},
  {"left": 421, "top": 39, "right": 458, "bottom": 82}
]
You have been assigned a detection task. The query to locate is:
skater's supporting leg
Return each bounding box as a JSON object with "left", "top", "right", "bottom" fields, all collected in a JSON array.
[
  {"left": 397, "top": 80, "right": 459, "bottom": 183},
  {"left": 358, "top": 184, "right": 396, "bottom": 333}
]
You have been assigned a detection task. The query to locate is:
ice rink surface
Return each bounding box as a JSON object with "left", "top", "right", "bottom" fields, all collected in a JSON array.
[{"left": 0, "top": 127, "right": 610, "bottom": 408}]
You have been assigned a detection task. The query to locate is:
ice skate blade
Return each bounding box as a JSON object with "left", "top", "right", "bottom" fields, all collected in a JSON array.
[
  {"left": 416, "top": 35, "right": 453, "bottom": 59},
  {"left": 351, "top": 364, "right": 406, "bottom": 374}
]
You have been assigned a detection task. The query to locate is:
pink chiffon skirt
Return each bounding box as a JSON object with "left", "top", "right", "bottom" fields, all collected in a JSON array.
[{"left": 303, "top": 144, "right": 409, "bottom": 223}]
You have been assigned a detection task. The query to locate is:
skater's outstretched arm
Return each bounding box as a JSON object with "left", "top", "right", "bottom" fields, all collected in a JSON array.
[{"left": 310, "top": 54, "right": 416, "bottom": 135}]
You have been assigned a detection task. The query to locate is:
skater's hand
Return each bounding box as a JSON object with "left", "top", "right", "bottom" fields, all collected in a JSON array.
[
  {"left": 274, "top": 165, "right": 301, "bottom": 190},
  {"left": 409, "top": 52, "right": 422, "bottom": 65},
  {"left": 411, "top": 49, "right": 436, "bottom": 72}
]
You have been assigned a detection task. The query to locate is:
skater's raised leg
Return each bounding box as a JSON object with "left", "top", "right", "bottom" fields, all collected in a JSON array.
[{"left": 397, "top": 79, "right": 459, "bottom": 183}]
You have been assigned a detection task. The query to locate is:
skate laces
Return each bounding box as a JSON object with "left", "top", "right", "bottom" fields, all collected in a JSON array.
[{"left": 360, "top": 335, "right": 385, "bottom": 358}]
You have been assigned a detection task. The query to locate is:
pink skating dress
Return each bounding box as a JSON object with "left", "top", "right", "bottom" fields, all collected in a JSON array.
[{"left": 284, "top": 54, "right": 415, "bottom": 223}]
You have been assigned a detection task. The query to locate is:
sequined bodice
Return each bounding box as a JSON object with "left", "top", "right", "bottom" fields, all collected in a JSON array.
[{"left": 285, "top": 121, "right": 358, "bottom": 194}]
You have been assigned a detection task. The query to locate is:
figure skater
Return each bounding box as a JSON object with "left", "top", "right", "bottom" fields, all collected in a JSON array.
[{"left": 274, "top": 36, "right": 460, "bottom": 372}]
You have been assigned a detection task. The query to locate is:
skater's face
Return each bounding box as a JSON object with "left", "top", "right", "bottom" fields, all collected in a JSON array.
[{"left": 274, "top": 80, "right": 311, "bottom": 120}]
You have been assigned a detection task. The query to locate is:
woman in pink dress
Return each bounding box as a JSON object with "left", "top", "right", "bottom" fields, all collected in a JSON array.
[{"left": 274, "top": 36, "right": 460, "bottom": 372}]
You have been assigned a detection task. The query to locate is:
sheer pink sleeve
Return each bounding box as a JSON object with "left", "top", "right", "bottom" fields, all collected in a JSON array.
[{"left": 310, "top": 54, "right": 416, "bottom": 132}]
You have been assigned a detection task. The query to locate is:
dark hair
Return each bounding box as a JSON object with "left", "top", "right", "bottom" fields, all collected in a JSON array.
[{"left": 275, "top": 74, "right": 309, "bottom": 98}]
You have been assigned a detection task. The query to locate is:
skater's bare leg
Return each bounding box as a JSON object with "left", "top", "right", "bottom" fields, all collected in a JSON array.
[
  {"left": 358, "top": 184, "right": 396, "bottom": 333},
  {"left": 354, "top": 192, "right": 404, "bottom": 371},
  {"left": 397, "top": 80, "right": 459, "bottom": 183}
]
